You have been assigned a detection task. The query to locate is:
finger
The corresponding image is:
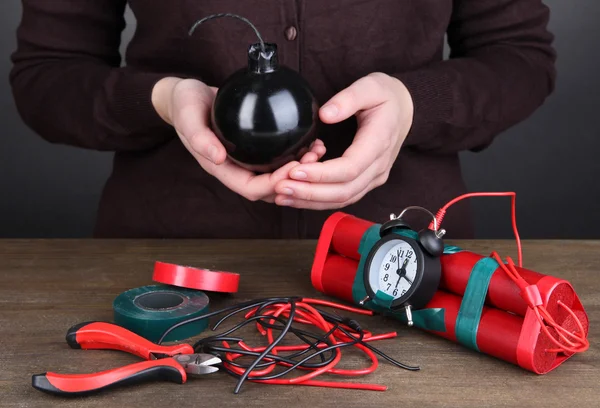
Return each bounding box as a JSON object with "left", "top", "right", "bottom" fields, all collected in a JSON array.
[
  {"left": 308, "top": 139, "right": 327, "bottom": 158},
  {"left": 300, "top": 152, "right": 319, "bottom": 164},
  {"left": 275, "top": 175, "right": 385, "bottom": 210},
  {"left": 312, "top": 144, "right": 327, "bottom": 159},
  {"left": 200, "top": 157, "right": 300, "bottom": 202},
  {"left": 276, "top": 159, "right": 381, "bottom": 203},
  {"left": 319, "top": 73, "right": 388, "bottom": 124},
  {"left": 172, "top": 81, "right": 226, "bottom": 164},
  {"left": 288, "top": 108, "right": 393, "bottom": 183},
  {"left": 309, "top": 139, "right": 325, "bottom": 149},
  {"left": 299, "top": 139, "right": 326, "bottom": 163}
]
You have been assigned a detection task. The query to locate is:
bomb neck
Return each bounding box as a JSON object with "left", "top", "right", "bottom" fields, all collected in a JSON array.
[{"left": 248, "top": 43, "right": 279, "bottom": 74}]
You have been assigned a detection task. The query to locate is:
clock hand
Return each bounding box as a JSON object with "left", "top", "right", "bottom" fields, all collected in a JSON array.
[
  {"left": 403, "top": 276, "right": 413, "bottom": 285},
  {"left": 395, "top": 274, "right": 402, "bottom": 289},
  {"left": 394, "top": 252, "right": 403, "bottom": 289},
  {"left": 395, "top": 257, "right": 410, "bottom": 289}
]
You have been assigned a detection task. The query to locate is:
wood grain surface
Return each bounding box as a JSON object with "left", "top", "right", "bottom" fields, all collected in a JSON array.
[{"left": 0, "top": 239, "right": 598, "bottom": 408}]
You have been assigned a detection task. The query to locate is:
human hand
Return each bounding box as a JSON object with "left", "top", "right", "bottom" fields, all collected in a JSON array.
[
  {"left": 152, "top": 77, "right": 326, "bottom": 202},
  {"left": 273, "top": 72, "right": 414, "bottom": 209}
]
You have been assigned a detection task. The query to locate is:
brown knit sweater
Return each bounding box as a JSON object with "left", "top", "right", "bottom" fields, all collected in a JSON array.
[{"left": 10, "top": 0, "right": 556, "bottom": 239}]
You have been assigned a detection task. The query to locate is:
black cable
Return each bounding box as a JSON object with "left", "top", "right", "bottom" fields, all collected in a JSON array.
[
  {"left": 199, "top": 323, "right": 341, "bottom": 370},
  {"left": 211, "top": 298, "right": 295, "bottom": 331},
  {"left": 192, "top": 305, "right": 341, "bottom": 372},
  {"left": 242, "top": 330, "right": 366, "bottom": 381},
  {"left": 233, "top": 300, "right": 297, "bottom": 394},
  {"left": 196, "top": 312, "right": 335, "bottom": 352},
  {"left": 247, "top": 313, "right": 338, "bottom": 356},
  {"left": 157, "top": 297, "right": 297, "bottom": 344},
  {"left": 203, "top": 345, "right": 335, "bottom": 370},
  {"left": 336, "top": 325, "right": 420, "bottom": 371},
  {"left": 215, "top": 330, "right": 365, "bottom": 382},
  {"left": 212, "top": 300, "right": 337, "bottom": 364},
  {"left": 202, "top": 314, "right": 279, "bottom": 343}
]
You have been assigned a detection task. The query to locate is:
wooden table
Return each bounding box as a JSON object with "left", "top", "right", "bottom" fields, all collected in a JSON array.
[{"left": 0, "top": 239, "right": 598, "bottom": 407}]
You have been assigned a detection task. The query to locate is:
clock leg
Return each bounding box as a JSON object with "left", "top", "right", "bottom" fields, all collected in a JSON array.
[{"left": 405, "top": 305, "right": 413, "bottom": 326}]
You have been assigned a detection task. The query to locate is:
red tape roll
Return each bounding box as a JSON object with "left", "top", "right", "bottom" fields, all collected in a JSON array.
[{"left": 153, "top": 262, "right": 240, "bottom": 293}]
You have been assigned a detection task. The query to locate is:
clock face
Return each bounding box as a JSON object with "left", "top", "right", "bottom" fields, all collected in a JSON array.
[{"left": 368, "top": 239, "right": 419, "bottom": 300}]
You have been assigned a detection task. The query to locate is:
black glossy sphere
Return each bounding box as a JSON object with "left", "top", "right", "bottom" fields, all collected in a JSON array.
[{"left": 211, "top": 43, "right": 319, "bottom": 173}]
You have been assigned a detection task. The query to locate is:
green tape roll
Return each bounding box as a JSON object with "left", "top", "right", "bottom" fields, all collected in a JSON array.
[{"left": 113, "top": 284, "right": 210, "bottom": 343}]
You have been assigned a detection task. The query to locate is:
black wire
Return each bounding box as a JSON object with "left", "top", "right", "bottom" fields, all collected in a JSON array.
[
  {"left": 211, "top": 299, "right": 293, "bottom": 331},
  {"left": 199, "top": 323, "right": 341, "bottom": 370},
  {"left": 203, "top": 345, "right": 334, "bottom": 370},
  {"left": 247, "top": 313, "right": 338, "bottom": 355},
  {"left": 244, "top": 330, "right": 366, "bottom": 381},
  {"left": 212, "top": 299, "right": 336, "bottom": 364},
  {"left": 233, "top": 300, "right": 297, "bottom": 394},
  {"left": 214, "top": 330, "right": 365, "bottom": 382},
  {"left": 193, "top": 304, "right": 340, "bottom": 371},
  {"left": 245, "top": 319, "right": 338, "bottom": 365},
  {"left": 313, "top": 308, "right": 345, "bottom": 325},
  {"left": 336, "top": 325, "right": 420, "bottom": 371},
  {"left": 196, "top": 312, "right": 335, "bottom": 352},
  {"left": 157, "top": 297, "right": 297, "bottom": 344},
  {"left": 188, "top": 13, "right": 266, "bottom": 53},
  {"left": 202, "top": 314, "right": 279, "bottom": 343}
]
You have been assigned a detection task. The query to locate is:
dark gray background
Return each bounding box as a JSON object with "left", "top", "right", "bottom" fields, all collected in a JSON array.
[{"left": 1, "top": 1, "right": 598, "bottom": 239}]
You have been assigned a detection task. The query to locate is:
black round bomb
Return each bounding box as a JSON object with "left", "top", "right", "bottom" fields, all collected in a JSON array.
[
  {"left": 189, "top": 14, "right": 319, "bottom": 173},
  {"left": 211, "top": 42, "right": 319, "bottom": 173}
]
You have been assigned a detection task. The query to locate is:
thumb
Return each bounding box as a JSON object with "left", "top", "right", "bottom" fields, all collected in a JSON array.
[
  {"left": 319, "top": 74, "right": 388, "bottom": 124},
  {"left": 171, "top": 80, "right": 227, "bottom": 164}
]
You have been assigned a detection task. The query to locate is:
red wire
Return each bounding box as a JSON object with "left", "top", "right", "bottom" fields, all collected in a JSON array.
[
  {"left": 431, "top": 192, "right": 523, "bottom": 267},
  {"left": 237, "top": 330, "right": 397, "bottom": 354},
  {"left": 490, "top": 252, "right": 589, "bottom": 354},
  {"left": 301, "top": 298, "right": 375, "bottom": 315},
  {"left": 248, "top": 379, "right": 387, "bottom": 392}
]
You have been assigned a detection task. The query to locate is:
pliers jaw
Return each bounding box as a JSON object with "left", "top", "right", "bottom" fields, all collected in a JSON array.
[{"left": 172, "top": 354, "right": 222, "bottom": 375}]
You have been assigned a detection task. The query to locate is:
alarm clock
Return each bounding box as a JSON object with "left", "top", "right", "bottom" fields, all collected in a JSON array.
[{"left": 358, "top": 206, "right": 446, "bottom": 325}]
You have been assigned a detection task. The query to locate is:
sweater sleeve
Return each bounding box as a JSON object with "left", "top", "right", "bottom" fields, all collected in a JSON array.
[
  {"left": 9, "top": 0, "right": 175, "bottom": 152},
  {"left": 393, "top": 0, "right": 557, "bottom": 154}
]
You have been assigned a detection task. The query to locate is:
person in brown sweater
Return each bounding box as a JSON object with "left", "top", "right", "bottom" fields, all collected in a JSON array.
[{"left": 9, "top": 1, "right": 556, "bottom": 239}]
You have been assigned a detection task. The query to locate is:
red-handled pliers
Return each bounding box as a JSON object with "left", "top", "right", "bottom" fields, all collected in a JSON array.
[{"left": 32, "top": 321, "right": 221, "bottom": 396}]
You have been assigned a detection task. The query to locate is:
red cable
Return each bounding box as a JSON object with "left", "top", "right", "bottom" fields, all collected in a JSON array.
[
  {"left": 490, "top": 252, "right": 589, "bottom": 354},
  {"left": 248, "top": 379, "right": 387, "bottom": 391},
  {"left": 301, "top": 298, "right": 375, "bottom": 315},
  {"left": 430, "top": 192, "right": 522, "bottom": 267}
]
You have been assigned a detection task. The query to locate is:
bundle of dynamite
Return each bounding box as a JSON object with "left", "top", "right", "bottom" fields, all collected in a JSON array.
[{"left": 310, "top": 192, "right": 590, "bottom": 374}]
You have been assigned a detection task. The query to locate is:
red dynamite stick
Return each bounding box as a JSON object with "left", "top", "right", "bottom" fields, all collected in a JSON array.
[{"left": 310, "top": 212, "right": 590, "bottom": 374}]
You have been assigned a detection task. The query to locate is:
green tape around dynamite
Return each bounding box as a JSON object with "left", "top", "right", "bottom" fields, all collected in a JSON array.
[{"left": 113, "top": 284, "right": 210, "bottom": 343}]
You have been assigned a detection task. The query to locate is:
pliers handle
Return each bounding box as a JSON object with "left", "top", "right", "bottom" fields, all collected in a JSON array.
[{"left": 32, "top": 321, "right": 220, "bottom": 396}]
